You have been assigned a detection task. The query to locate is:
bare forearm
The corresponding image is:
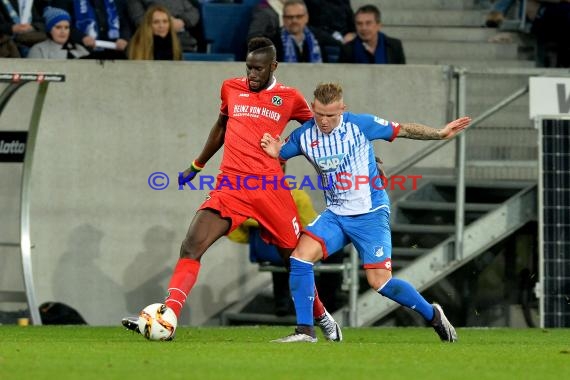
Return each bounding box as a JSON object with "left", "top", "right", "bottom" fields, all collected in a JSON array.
[
  {"left": 398, "top": 122, "right": 442, "bottom": 140},
  {"left": 195, "top": 114, "right": 227, "bottom": 164}
]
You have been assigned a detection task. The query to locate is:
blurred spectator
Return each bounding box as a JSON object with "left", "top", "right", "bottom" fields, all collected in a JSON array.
[
  {"left": 247, "top": 0, "right": 284, "bottom": 41},
  {"left": 0, "top": 33, "right": 20, "bottom": 57},
  {"left": 128, "top": 4, "right": 182, "bottom": 60},
  {"left": 485, "top": 0, "right": 521, "bottom": 28},
  {"left": 128, "top": 0, "right": 200, "bottom": 52},
  {"left": 27, "top": 6, "right": 89, "bottom": 58},
  {"left": 187, "top": 0, "right": 206, "bottom": 52},
  {"left": 340, "top": 4, "right": 405, "bottom": 64},
  {"left": 475, "top": 0, "right": 493, "bottom": 9},
  {"left": 270, "top": 0, "right": 341, "bottom": 63},
  {"left": 528, "top": 0, "right": 570, "bottom": 67},
  {"left": 50, "top": 0, "right": 132, "bottom": 59},
  {"left": 0, "top": 0, "right": 47, "bottom": 56},
  {"left": 304, "top": 0, "right": 355, "bottom": 43}
]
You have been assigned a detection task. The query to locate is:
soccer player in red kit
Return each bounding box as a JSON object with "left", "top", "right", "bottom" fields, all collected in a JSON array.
[{"left": 122, "top": 37, "right": 342, "bottom": 341}]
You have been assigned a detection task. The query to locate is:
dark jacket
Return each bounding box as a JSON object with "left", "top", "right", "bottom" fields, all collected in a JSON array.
[
  {"left": 247, "top": 3, "right": 279, "bottom": 41},
  {"left": 340, "top": 33, "right": 406, "bottom": 64},
  {"left": 153, "top": 33, "right": 174, "bottom": 60},
  {"left": 0, "top": 0, "right": 45, "bottom": 36},
  {"left": 304, "top": 0, "right": 355, "bottom": 37},
  {"left": 51, "top": 0, "right": 132, "bottom": 44},
  {"left": 271, "top": 26, "right": 343, "bottom": 63}
]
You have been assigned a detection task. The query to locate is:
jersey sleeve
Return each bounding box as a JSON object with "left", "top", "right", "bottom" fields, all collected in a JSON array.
[
  {"left": 357, "top": 114, "right": 400, "bottom": 142},
  {"left": 290, "top": 89, "right": 313, "bottom": 123},
  {"left": 279, "top": 126, "right": 304, "bottom": 160}
]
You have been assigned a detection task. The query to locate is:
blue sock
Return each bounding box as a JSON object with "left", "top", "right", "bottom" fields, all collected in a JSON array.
[
  {"left": 378, "top": 278, "right": 435, "bottom": 321},
  {"left": 290, "top": 257, "right": 315, "bottom": 326}
]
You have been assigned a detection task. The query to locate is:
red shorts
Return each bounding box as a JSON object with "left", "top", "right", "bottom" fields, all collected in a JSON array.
[{"left": 198, "top": 173, "right": 301, "bottom": 249}]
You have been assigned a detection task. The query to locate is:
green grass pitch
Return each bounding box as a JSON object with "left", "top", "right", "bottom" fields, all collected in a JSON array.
[{"left": 1, "top": 326, "right": 569, "bottom": 380}]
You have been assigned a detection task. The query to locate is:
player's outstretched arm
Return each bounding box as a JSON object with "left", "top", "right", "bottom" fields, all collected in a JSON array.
[
  {"left": 195, "top": 114, "right": 229, "bottom": 164},
  {"left": 179, "top": 114, "right": 228, "bottom": 186},
  {"left": 260, "top": 132, "right": 283, "bottom": 158},
  {"left": 398, "top": 116, "right": 471, "bottom": 140}
]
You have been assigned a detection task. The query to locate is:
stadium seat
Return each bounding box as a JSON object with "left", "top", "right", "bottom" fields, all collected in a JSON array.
[
  {"left": 201, "top": 3, "right": 254, "bottom": 60},
  {"left": 183, "top": 52, "right": 235, "bottom": 61}
]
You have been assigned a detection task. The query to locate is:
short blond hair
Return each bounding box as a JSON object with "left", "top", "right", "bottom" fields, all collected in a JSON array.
[{"left": 313, "top": 82, "right": 343, "bottom": 105}]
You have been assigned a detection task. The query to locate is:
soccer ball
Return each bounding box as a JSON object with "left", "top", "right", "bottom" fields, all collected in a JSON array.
[{"left": 137, "top": 303, "right": 177, "bottom": 341}]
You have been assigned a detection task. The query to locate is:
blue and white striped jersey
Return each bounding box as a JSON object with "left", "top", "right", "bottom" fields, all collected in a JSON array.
[{"left": 280, "top": 112, "right": 400, "bottom": 215}]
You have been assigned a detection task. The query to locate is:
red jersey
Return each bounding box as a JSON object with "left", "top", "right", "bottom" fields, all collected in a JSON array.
[{"left": 219, "top": 77, "right": 313, "bottom": 176}]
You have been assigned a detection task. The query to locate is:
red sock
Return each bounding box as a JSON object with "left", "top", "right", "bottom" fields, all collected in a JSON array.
[
  {"left": 312, "top": 286, "right": 326, "bottom": 318},
  {"left": 164, "top": 258, "right": 201, "bottom": 318}
]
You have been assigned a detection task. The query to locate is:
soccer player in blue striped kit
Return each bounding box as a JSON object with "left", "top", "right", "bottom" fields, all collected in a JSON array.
[{"left": 261, "top": 82, "right": 471, "bottom": 342}]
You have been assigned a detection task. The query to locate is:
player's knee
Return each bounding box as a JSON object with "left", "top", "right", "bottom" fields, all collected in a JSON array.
[
  {"left": 291, "top": 249, "right": 319, "bottom": 263},
  {"left": 290, "top": 235, "right": 323, "bottom": 262},
  {"left": 366, "top": 268, "right": 392, "bottom": 291},
  {"left": 368, "top": 278, "right": 388, "bottom": 291},
  {"left": 179, "top": 237, "right": 204, "bottom": 260}
]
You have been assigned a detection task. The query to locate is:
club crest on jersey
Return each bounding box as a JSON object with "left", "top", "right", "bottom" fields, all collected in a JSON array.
[
  {"left": 272, "top": 96, "right": 283, "bottom": 106},
  {"left": 374, "top": 246, "right": 384, "bottom": 257},
  {"left": 316, "top": 153, "right": 346, "bottom": 172}
]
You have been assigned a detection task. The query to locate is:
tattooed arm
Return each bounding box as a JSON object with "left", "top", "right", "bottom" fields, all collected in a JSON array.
[{"left": 398, "top": 117, "right": 472, "bottom": 140}]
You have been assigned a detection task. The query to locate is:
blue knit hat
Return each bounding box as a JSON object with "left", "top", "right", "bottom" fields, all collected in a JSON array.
[{"left": 44, "top": 7, "right": 71, "bottom": 32}]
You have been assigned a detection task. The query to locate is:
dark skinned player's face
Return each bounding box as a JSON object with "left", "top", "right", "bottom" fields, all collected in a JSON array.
[{"left": 245, "top": 51, "right": 276, "bottom": 92}]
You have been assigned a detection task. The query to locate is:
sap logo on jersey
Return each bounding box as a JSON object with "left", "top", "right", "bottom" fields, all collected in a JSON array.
[
  {"left": 316, "top": 154, "right": 345, "bottom": 172},
  {"left": 374, "top": 116, "right": 389, "bottom": 126}
]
